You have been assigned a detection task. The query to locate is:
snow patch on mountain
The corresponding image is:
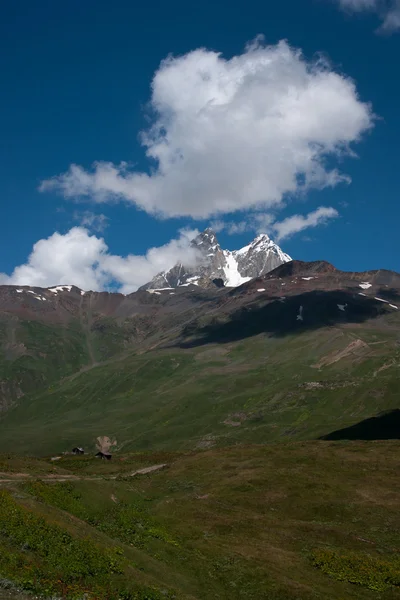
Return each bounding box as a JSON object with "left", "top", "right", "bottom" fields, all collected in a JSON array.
[
  {"left": 49, "top": 286, "right": 73, "bottom": 293},
  {"left": 222, "top": 252, "right": 252, "bottom": 287},
  {"left": 186, "top": 276, "right": 201, "bottom": 285}
]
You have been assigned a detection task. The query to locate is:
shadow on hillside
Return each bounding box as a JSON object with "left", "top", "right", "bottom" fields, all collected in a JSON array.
[
  {"left": 178, "top": 290, "right": 390, "bottom": 348},
  {"left": 375, "top": 287, "right": 400, "bottom": 303},
  {"left": 320, "top": 410, "right": 400, "bottom": 440}
]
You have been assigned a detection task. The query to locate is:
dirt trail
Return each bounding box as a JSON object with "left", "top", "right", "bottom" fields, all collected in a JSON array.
[
  {"left": 0, "top": 463, "right": 169, "bottom": 484},
  {"left": 0, "top": 473, "right": 99, "bottom": 484}
]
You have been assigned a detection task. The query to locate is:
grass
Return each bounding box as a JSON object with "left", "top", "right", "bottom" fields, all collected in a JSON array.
[
  {"left": 0, "top": 441, "right": 400, "bottom": 599},
  {"left": 0, "top": 316, "right": 89, "bottom": 411},
  {"left": 1, "top": 322, "right": 400, "bottom": 455}
]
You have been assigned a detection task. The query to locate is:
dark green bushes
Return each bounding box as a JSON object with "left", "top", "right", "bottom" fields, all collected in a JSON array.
[
  {"left": 0, "top": 489, "right": 122, "bottom": 598},
  {"left": 312, "top": 548, "right": 400, "bottom": 591},
  {"left": 0, "top": 490, "right": 176, "bottom": 599},
  {"left": 25, "top": 480, "right": 179, "bottom": 549},
  {"left": 24, "top": 480, "right": 90, "bottom": 520}
]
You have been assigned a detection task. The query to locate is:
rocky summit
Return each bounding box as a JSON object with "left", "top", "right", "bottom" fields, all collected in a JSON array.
[{"left": 140, "top": 228, "right": 291, "bottom": 290}]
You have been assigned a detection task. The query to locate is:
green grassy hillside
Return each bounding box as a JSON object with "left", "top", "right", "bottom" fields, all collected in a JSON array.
[
  {"left": 1, "top": 316, "right": 400, "bottom": 455},
  {"left": 0, "top": 317, "right": 90, "bottom": 411},
  {"left": 2, "top": 267, "right": 400, "bottom": 455}
]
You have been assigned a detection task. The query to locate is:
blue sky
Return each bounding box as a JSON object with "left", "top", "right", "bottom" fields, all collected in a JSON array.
[{"left": 0, "top": 0, "right": 399, "bottom": 291}]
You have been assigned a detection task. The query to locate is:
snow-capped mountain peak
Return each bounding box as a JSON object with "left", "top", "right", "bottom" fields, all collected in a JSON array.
[{"left": 140, "top": 229, "right": 291, "bottom": 290}]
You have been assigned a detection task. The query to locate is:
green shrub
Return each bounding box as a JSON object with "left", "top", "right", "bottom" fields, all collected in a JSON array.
[
  {"left": 311, "top": 548, "right": 400, "bottom": 591},
  {"left": 96, "top": 501, "right": 179, "bottom": 548},
  {"left": 26, "top": 481, "right": 179, "bottom": 549},
  {"left": 24, "top": 480, "right": 90, "bottom": 520}
]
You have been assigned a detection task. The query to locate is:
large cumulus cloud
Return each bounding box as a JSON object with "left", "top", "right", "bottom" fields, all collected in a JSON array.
[{"left": 40, "top": 38, "right": 374, "bottom": 219}]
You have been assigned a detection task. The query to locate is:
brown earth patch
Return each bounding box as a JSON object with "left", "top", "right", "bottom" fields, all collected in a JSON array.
[
  {"left": 356, "top": 487, "right": 400, "bottom": 507},
  {"left": 223, "top": 411, "right": 248, "bottom": 427},
  {"left": 312, "top": 338, "right": 369, "bottom": 368},
  {"left": 130, "top": 463, "right": 168, "bottom": 477}
]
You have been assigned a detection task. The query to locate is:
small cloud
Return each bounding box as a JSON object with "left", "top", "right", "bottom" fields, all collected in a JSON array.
[
  {"left": 225, "top": 221, "right": 251, "bottom": 235},
  {"left": 272, "top": 206, "right": 339, "bottom": 241},
  {"left": 210, "top": 220, "right": 251, "bottom": 235},
  {"left": 74, "top": 211, "right": 109, "bottom": 232},
  {"left": 252, "top": 213, "right": 275, "bottom": 234},
  {"left": 333, "top": 0, "right": 400, "bottom": 33},
  {"left": 209, "top": 220, "right": 227, "bottom": 233},
  {"left": 210, "top": 213, "right": 274, "bottom": 236},
  {"left": 210, "top": 208, "right": 337, "bottom": 243},
  {"left": 379, "top": 3, "right": 400, "bottom": 32},
  {"left": 337, "top": 0, "right": 377, "bottom": 9}
]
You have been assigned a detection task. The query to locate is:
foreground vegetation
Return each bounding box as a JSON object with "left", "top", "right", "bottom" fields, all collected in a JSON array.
[{"left": 0, "top": 441, "right": 399, "bottom": 599}]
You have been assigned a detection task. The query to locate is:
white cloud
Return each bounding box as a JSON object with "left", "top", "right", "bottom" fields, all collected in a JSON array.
[
  {"left": 272, "top": 207, "right": 339, "bottom": 241},
  {"left": 253, "top": 213, "right": 276, "bottom": 234},
  {"left": 334, "top": 0, "right": 400, "bottom": 32},
  {"left": 211, "top": 213, "right": 275, "bottom": 236},
  {"left": 210, "top": 219, "right": 253, "bottom": 235},
  {"left": 338, "top": 0, "right": 377, "bottom": 8},
  {"left": 0, "top": 227, "right": 200, "bottom": 294},
  {"left": 211, "top": 207, "right": 337, "bottom": 240},
  {"left": 0, "top": 228, "right": 108, "bottom": 290},
  {"left": 40, "top": 38, "right": 373, "bottom": 219},
  {"left": 380, "top": 1, "right": 400, "bottom": 31},
  {"left": 74, "top": 210, "right": 109, "bottom": 232}
]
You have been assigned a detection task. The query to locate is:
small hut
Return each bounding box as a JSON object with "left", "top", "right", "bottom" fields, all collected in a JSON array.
[
  {"left": 72, "top": 447, "right": 84, "bottom": 455},
  {"left": 95, "top": 451, "right": 112, "bottom": 460}
]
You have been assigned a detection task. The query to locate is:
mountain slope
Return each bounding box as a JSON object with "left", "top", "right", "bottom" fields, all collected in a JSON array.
[
  {"left": 1, "top": 260, "right": 400, "bottom": 454},
  {"left": 140, "top": 228, "right": 291, "bottom": 289}
]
